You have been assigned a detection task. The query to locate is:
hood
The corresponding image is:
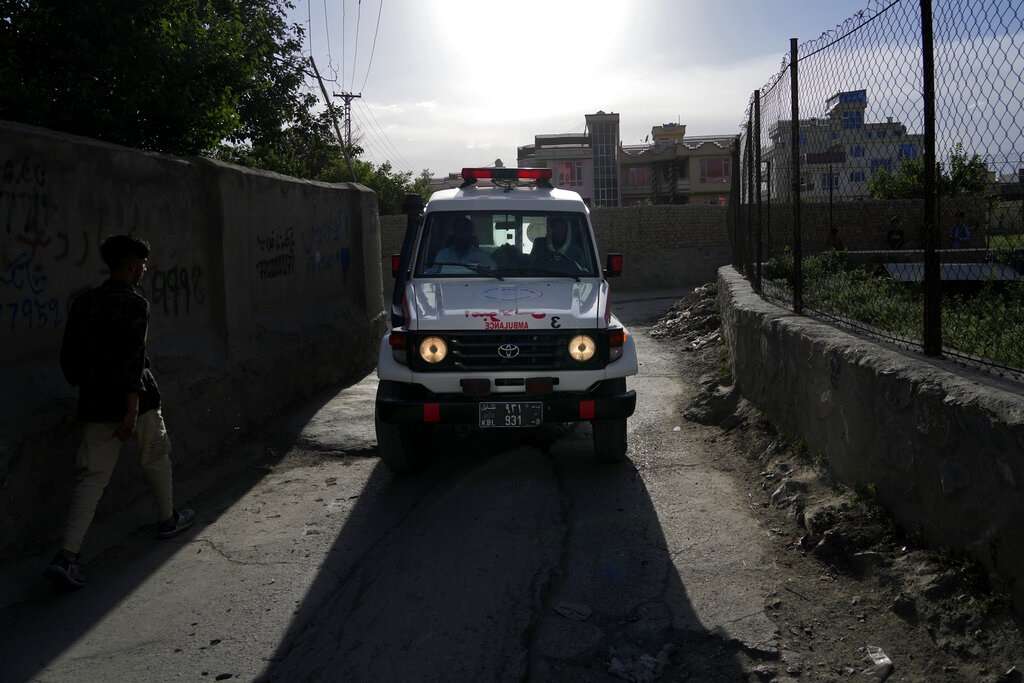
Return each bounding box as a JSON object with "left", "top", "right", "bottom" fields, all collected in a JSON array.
[{"left": 408, "top": 278, "right": 605, "bottom": 331}]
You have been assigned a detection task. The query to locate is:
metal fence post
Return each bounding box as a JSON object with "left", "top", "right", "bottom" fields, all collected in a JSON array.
[
  {"left": 730, "top": 137, "right": 742, "bottom": 267},
  {"left": 766, "top": 160, "right": 772, "bottom": 261},
  {"left": 746, "top": 115, "right": 754, "bottom": 276},
  {"left": 828, "top": 163, "right": 834, "bottom": 236},
  {"left": 754, "top": 89, "right": 764, "bottom": 293},
  {"left": 920, "top": 0, "right": 941, "bottom": 355},
  {"left": 790, "top": 38, "right": 803, "bottom": 314}
]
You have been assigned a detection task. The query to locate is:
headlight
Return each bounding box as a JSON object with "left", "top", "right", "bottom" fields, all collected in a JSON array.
[
  {"left": 568, "top": 335, "right": 596, "bottom": 362},
  {"left": 419, "top": 336, "right": 448, "bottom": 364}
]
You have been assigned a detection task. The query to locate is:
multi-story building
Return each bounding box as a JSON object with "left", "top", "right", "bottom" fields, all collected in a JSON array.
[
  {"left": 517, "top": 133, "right": 595, "bottom": 204},
  {"left": 586, "top": 111, "right": 622, "bottom": 207},
  {"left": 765, "top": 89, "right": 925, "bottom": 202},
  {"left": 620, "top": 123, "right": 734, "bottom": 206},
  {"left": 518, "top": 112, "right": 731, "bottom": 207},
  {"left": 517, "top": 112, "right": 623, "bottom": 207}
]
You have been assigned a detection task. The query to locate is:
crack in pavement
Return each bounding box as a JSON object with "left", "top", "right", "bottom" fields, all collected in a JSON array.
[{"left": 187, "top": 538, "right": 308, "bottom": 568}]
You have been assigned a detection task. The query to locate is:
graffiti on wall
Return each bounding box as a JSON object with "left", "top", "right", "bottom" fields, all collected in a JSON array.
[
  {"left": 2, "top": 156, "right": 64, "bottom": 332},
  {"left": 255, "top": 227, "right": 295, "bottom": 280},
  {"left": 2, "top": 156, "right": 207, "bottom": 334},
  {"left": 303, "top": 219, "right": 351, "bottom": 277},
  {"left": 149, "top": 264, "right": 205, "bottom": 317}
]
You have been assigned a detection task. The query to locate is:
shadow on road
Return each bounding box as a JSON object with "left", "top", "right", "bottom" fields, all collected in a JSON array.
[
  {"left": 0, "top": 386, "right": 345, "bottom": 683},
  {"left": 257, "top": 431, "right": 749, "bottom": 681}
]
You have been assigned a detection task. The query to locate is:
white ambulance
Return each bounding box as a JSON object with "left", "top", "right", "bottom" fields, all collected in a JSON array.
[{"left": 375, "top": 167, "right": 638, "bottom": 473}]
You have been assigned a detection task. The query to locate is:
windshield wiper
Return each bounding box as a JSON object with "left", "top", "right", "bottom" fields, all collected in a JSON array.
[
  {"left": 427, "top": 261, "right": 504, "bottom": 280},
  {"left": 512, "top": 267, "right": 583, "bottom": 282}
]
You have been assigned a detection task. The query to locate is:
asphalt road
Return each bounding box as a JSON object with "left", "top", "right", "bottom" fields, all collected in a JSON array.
[{"left": 1, "top": 294, "right": 783, "bottom": 682}]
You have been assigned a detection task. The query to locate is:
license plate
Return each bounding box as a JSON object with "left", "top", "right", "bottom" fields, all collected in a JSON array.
[{"left": 478, "top": 401, "right": 543, "bottom": 428}]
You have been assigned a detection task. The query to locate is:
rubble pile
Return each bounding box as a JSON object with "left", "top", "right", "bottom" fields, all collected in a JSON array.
[{"left": 649, "top": 283, "right": 720, "bottom": 351}]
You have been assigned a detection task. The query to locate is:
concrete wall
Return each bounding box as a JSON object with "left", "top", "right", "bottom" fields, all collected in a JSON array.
[
  {"left": 717, "top": 265, "right": 1024, "bottom": 612},
  {"left": 0, "top": 122, "right": 385, "bottom": 559},
  {"left": 380, "top": 204, "right": 732, "bottom": 292}
]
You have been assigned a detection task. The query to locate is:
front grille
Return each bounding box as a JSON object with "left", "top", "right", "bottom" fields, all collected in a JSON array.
[{"left": 410, "top": 330, "right": 605, "bottom": 372}]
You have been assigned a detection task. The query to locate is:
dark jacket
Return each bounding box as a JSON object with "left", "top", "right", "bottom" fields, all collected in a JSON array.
[{"left": 63, "top": 280, "right": 161, "bottom": 422}]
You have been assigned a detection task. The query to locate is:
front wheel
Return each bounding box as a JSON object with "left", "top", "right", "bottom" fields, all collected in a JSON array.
[
  {"left": 592, "top": 418, "right": 628, "bottom": 463},
  {"left": 375, "top": 411, "right": 430, "bottom": 475}
]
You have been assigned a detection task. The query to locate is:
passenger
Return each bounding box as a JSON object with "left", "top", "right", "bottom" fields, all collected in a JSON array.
[
  {"left": 431, "top": 217, "right": 495, "bottom": 272},
  {"left": 531, "top": 216, "right": 585, "bottom": 270}
]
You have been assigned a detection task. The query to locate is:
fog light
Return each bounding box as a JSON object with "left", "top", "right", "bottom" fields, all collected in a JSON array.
[
  {"left": 568, "top": 335, "right": 596, "bottom": 362},
  {"left": 419, "top": 336, "right": 448, "bottom": 364}
]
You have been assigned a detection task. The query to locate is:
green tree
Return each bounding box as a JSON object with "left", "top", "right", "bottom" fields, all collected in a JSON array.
[
  {"left": 411, "top": 169, "right": 434, "bottom": 203},
  {"left": 353, "top": 160, "right": 414, "bottom": 215},
  {"left": 868, "top": 144, "right": 990, "bottom": 199},
  {"left": 0, "top": 0, "right": 309, "bottom": 155}
]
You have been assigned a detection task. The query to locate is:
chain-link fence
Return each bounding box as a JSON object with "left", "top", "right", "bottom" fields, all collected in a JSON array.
[{"left": 731, "top": 0, "right": 1024, "bottom": 383}]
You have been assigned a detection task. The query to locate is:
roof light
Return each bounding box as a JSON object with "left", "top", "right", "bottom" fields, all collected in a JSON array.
[{"left": 460, "top": 167, "right": 552, "bottom": 184}]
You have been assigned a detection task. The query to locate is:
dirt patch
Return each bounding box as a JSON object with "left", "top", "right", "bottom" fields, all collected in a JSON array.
[{"left": 654, "top": 284, "right": 1024, "bottom": 683}]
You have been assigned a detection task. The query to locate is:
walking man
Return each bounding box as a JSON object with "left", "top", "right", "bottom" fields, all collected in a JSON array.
[{"left": 46, "top": 235, "right": 194, "bottom": 589}]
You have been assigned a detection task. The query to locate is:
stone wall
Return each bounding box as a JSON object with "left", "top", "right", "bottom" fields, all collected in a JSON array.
[
  {"left": 717, "top": 265, "right": 1024, "bottom": 612},
  {"left": 380, "top": 205, "right": 732, "bottom": 292},
  {"left": 0, "top": 122, "right": 385, "bottom": 559}
]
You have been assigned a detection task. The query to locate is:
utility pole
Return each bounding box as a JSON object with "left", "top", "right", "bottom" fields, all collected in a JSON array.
[
  {"left": 308, "top": 57, "right": 356, "bottom": 182},
  {"left": 333, "top": 91, "right": 362, "bottom": 149}
]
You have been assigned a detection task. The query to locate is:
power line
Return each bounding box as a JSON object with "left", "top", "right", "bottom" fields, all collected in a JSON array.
[
  {"left": 350, "top": 0, "right": 362, "bottom": 91},
  {"left": 355, "top": 99, "right": 414, "bottom": 171},
  {"left": 355, "top": 100, "right": 408, "bottom": 168},
  {"left": 360, "top": 0, "right": 384, "bottom": 94},
  {"left": 305, "top": 0, "right": 313, "bottom": 57},
  {"left": 322, "top": 0, "right": 337, "bottom": 81},
  {"left": 332, "top": 90, "right": 362, "bottom": 148},
  {"left": 309, "top": 56, "right": 356, "bottom": 182},
  {"left": 351, "top": 101, "right": 395, "bottom": 163}
]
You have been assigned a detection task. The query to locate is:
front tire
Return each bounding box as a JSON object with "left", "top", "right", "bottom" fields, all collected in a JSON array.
[
  {"left": 592, "top": 417, "right": 628, "bottom": 462},
  {"left": 375, "top": 411, "right": 430, "bottom": 475}
]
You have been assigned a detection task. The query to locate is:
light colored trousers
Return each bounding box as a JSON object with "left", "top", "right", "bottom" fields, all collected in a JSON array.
[{"left": 63, "top": 409, "right": 174, "bottom": 554}]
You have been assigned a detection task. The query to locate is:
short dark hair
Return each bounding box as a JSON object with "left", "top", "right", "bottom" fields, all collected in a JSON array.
[{"left": 100, "top": 235, "right": 150, "bottom": 270}]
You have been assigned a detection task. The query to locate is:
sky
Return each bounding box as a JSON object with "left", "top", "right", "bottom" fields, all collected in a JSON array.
[{"left": 290, "top": 0, "right": 914, "bottom": 175}]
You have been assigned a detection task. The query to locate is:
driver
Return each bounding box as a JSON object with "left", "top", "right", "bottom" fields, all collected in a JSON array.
[
  {"left": 432, "top": 216, "right": 495, "bottom": 272},
  {"left": 531, "top": 216, "right": 584, "bottom": 270}
]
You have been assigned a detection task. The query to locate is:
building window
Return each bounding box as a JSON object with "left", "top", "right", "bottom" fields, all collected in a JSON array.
[
  {"left": 850, "top": 144, "right": 865, "bottom": 158},
  {"left": 699, "top": 158, "right": 730, "bottom": 184},
  {"left": 820, "top": 172, "right": 840, "bottom": 191},
  {"left": 870, "top": 158, "right": 893, "bottom": 174},
  {"left": 626, "top": 166, "right": 652, "bottom": 187},
  {"left": 850, "top": 170, "right": 866, "bottom": 182},
  {"left": 842, "top": 111, "right": 864, "bottom": 129},
  {"left": 556, "top": 160, "right": 583, "bottom": 187},
  {"left": 898, "top": 143, "right": 917, "bottom": 159}
]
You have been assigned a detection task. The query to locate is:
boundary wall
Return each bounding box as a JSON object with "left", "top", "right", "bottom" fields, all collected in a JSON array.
[
  {"left": 717, "top": 265, "right": 1024, "bottom": 612},
  {"left": 0, "top": 122, "right": 385, "bottom": 559}
]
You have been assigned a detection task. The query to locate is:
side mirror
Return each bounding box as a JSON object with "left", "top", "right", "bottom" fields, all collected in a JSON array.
[
  {"left": 391, "top": 254, "right": 401, "bottom": 279},
  {"left": 604, "top": 253, "right": 623, "bottom": 278}
]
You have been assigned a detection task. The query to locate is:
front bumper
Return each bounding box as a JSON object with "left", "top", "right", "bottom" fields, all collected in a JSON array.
[{"left": 376, "top": 379, "right": 636, "bottom": 426}]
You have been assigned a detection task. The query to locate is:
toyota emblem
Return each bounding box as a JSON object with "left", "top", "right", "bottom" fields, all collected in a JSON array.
[{"left": 497, "top": 343, "right": 520, "bottom": 359}]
